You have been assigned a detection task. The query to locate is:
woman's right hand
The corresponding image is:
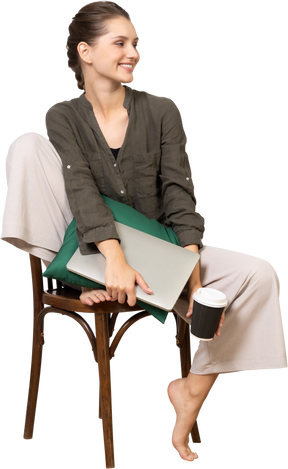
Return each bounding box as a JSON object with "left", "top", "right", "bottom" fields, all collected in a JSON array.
[
  {"left": 96, "top": 238, "right": 152, "bottom": 306},
  {"left": 105, "top": 255, "right": 152, "bottom": 306}
]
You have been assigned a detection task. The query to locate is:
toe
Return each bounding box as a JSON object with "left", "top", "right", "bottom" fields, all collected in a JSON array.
[{"left": 92, "top": 295, "right": 100, "bottom": 302}]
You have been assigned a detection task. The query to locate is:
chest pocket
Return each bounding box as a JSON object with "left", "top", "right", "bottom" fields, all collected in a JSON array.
[
  {"left": 133, "top": 150, "right": 162, "bottom": 199},
  {"left": 84, "top": 151, "right": 106, "bottom": 193}
]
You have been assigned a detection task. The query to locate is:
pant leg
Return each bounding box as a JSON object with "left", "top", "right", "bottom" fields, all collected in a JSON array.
[
  {"left": 1, "top": 133, "right": 73, "bottom": 262},
  {"left": 174, "top": 245, "right": 287, "bottom": 374}
]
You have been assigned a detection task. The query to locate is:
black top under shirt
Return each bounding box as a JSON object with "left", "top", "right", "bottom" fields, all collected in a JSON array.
[{"left": 110, "top": 148, "right": 120, "bottom": 159}]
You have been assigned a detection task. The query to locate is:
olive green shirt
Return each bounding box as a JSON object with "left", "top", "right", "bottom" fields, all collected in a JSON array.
[{"left": 46, "top": 86, "right": 205, "bottom": 255}]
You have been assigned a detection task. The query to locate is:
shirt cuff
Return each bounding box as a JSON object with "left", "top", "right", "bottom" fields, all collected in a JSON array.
[
  {"left": 175, "top": 229, "right": 204, "bottom": 250},
  {"left": 77, "top": 225, "right": 120, "bottom": 255}
]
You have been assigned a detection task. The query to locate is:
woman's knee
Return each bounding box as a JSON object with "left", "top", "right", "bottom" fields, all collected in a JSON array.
[
  {"left": 5, "top": 129, "right": 43, "bottom": 160},
  {"left": 7, "top": 132, "right": 53, "bottom": 170},
  {"left": 10, "top": 132, "right": 43, "bottom": 146},
  {"left": 248, "top": 257, "right": 279, "bottom": 293}
]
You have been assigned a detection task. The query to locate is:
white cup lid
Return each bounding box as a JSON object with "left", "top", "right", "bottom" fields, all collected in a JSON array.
[{"left": 193, "top": 287, "right": 227, "bottom": 308}]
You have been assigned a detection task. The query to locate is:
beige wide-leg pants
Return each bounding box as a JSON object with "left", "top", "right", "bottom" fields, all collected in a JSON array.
[{"left": 2, "top": 133, "right": 287, "bottom": 374}]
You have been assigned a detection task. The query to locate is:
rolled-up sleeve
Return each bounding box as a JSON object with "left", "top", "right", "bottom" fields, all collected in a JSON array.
[
  {"left": 160, "top": 100, "right": 205, "bottom": 248},
  {"left": 46, "top": 105, "right": 119, "bottom": 254}
]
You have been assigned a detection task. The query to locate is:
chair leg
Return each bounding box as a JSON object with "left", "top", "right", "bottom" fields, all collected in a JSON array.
[
  {"left": 20, "top": 254, "right": 45, "bottom": 443},
  {"left": 95, "top": 313, "right": 114, "bottom": 469},
  {"left": 23, "top": 333, "right": 43, "bottom": 439}
]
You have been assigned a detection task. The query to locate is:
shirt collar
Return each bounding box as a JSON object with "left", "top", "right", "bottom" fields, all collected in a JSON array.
[{"left": 79, "top": 85, "right": 133, "bottom": 112}]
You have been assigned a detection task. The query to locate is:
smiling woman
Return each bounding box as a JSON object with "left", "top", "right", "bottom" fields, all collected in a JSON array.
[
  {"left": 0, "top": 0, "right": 288, "bottom": 465},
  {"left": 66, "top": 1, "right": 134, "bottom": 90}
]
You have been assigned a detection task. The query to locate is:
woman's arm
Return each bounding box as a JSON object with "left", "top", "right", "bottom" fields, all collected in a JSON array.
[
  {"left": 46, "top": 104, "right": 119, "bottom": 253},
  {"left": 160, "top": 99, "right": 205, "bottom": 249},
  {"left": 184, "top": 244, "right": 202, "bottom": 316},
  {"left": 184, "top": 245, "right": 201, "bottom": 289}
]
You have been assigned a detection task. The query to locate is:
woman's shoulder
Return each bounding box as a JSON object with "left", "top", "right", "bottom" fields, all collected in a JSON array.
[
  {"left": 129, "top": 86, "right": 176, "bottom": 106},
  {"left": 45, "top": 94, "right": 83, "bottom": 111},
  {"left": 131, "top": 87, "right": 176, "bottom": 111},
  {"left": 42, "top": 94, "right": 85, "bottom": 133},
  {"left": 46, "top": 93, "right": 87, "bottom": 120}
]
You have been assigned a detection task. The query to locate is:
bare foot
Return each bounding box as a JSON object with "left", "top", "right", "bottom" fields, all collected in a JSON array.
[
  {"left": 168, "top": 378, "right": 199, "bottom": 461},
  {"left": 80, "top": 288, "right": 112, "bottom": 306}
]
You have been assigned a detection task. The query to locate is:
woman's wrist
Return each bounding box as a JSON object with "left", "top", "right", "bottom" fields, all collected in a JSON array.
[
  {"left": 184, "top": 244, "right": 201, "bottom": 292},
  {"left": 95, "top": 238, "right": 125, "bottom": 261}
]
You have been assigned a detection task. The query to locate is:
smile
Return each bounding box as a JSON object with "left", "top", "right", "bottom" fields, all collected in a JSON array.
[{"left": 118, "top": 63, "right": 133, "bottom": 70}]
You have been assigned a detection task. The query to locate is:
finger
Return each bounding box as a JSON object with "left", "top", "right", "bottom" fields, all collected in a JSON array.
[
  {"left": 216, "top": 322, "right": 222, "bottom": 336},
  {"left": 126, "top": 287, "right": 137, "bottom": 307},
  {"left": 219, "top": 311, "right": 225, "bottom": 328},
  {"left": 186, "top": 297, "right": 194, "bottom": 317},
  {"left": 135, "top": 272, "right": 152, "bottom": 294},
  {"left": 108, "top": 287, "right": 119, "bottom": 302},
  {"left": 215, "top": 312, "right": 225, "bottom": 336},
  {"left": 117, "top": 288, "right": 127, "bottom": 304}
]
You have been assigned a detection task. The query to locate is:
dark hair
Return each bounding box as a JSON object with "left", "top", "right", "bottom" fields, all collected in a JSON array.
[{"left": 67, "top": 2, "right": 130, "bottom": 90}]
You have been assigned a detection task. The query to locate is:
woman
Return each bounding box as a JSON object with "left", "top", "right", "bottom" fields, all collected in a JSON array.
[{"left": 2, "top": 1, "right": 287, "bottom": 463}]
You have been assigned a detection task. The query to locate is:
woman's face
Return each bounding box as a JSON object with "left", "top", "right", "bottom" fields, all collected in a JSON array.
[{"left": 81, "top": 17, "right": 140, "bottom": 85}]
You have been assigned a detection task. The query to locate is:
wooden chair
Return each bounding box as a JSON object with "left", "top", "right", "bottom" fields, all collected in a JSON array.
[{"left": 23, "top": 254, "right": 200, "bottom": 468}]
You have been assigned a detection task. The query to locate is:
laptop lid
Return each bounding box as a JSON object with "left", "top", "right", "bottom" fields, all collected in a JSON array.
[{"left": 67, "top": 222, "right": 199, "bottom": 311}]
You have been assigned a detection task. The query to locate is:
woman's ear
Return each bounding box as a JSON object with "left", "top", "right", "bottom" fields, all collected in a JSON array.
[{"left": 77, "top": 42, "right": 92, "bottom": 64}]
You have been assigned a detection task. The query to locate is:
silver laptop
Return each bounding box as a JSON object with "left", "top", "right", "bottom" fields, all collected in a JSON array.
[{"left": 67, "top": 222, "right": 199, "bottom": 311}]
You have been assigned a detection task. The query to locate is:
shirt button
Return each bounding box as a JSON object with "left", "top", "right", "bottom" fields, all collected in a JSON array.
[
  {"left": 186, "top": 177, "right": 190, "bottom": 181},
  {"left": 67, "top": 165, "right": 71, "bottom": 169},
  {"left": 120, "top": 190, "right": 124, "bottom": 194},
  {"left": 114, "top": 163, "right": 117, "bottom": 167}
]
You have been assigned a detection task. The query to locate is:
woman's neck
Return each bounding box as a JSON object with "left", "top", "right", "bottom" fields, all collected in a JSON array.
[{"left": 84, "top": 81, "right": 126, "bottom": 118}]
